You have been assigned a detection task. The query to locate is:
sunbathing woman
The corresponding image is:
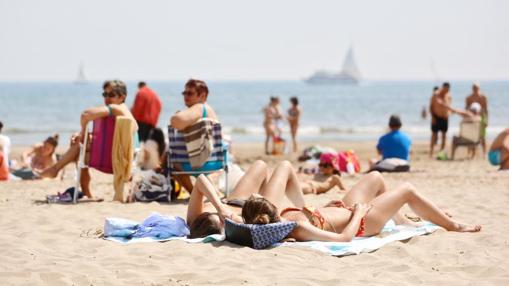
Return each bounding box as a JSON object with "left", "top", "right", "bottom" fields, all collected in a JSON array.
[
  {"left": 37, "top": 80, "right": 137, "bottom": 200},
  {"left": 300, "top": 153, "right": 346, "bottom": 195},
  {"left": 187, "top": 160, "right": 306, "bottom": 238},
  {"left": 11, "top": 134, "right": 59, "bottom": 180},
  {"left": 242, "top": 170, "right": 481, "bottom": 242}
]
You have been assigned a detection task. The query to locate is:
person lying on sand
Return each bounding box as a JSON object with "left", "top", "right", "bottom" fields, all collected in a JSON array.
[
  {"left": 300, "top": 153, "right": 346, "bottom": 195},
  {"left": 11, "top": 134, "right": 59, "bottom": 180},
  {"left": 242, "top": 171, "right": 481, "bottom": 242},
  {"left": 37, "top": 80, "right": 137, "bottom": 201},
  {"left": 187, "top": 160, "right": 306, "bottom": 238}
]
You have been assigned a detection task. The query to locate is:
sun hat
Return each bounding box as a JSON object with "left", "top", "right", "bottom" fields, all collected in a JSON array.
[{"left": 319, "top": 152, "right": 340, "bottom": 172}]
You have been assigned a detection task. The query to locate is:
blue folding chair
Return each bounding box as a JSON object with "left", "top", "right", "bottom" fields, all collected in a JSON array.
[{"left": 166, "top": 121, "right": 229, "bottom": 198}]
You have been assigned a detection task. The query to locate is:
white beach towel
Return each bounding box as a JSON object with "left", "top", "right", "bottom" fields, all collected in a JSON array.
[
  {"left": 279, "top": 220, "right": 441, "bottom": 256},
  {"left": 104, "top": 234, "right": 225, "bottom": 244}
]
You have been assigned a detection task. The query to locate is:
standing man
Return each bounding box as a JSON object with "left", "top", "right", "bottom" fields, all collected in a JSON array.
[
  {"left": 465, "top": 83, "right": 488, "bottom": 155},
  {"left": 131, "top": 81, "right": 162, "bottom": 141},
  {"left": 429, "top": 82, "right": 452, "bottom": 158}
]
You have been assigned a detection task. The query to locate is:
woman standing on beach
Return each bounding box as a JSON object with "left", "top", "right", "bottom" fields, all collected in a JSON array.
[
  {"left": 263, "top": 97, "right": 283, "bottom": 155},
  {"left": 287, "top": 97, "right": 301, "bottom": 153}
]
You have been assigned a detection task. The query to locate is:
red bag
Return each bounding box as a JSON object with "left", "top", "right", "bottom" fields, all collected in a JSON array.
[{"left": 337, "top": 150, "right": 361, "bottom": 173}]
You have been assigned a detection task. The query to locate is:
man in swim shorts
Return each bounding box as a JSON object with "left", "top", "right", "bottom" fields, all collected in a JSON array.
[{"left": 429, "top": 82, "right": 451, "bottom": 158}]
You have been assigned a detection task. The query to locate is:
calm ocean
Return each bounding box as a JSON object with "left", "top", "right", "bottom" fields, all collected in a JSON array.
[{"left": 0, "top": 81, "right": 507, "bottom": 146}]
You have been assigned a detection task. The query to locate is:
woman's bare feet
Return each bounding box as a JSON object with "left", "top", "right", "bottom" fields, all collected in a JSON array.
[{"left": 453, "top": 223, "right": 482, "bottom": 233}]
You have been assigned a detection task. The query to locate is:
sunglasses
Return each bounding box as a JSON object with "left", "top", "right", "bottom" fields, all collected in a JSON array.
[
  {"left": 102, "top": 91, "right": 118, "bottom": 98},
  {"left": 319, "top": 163, "right": 332, "bottom": 168},
  {"left": 181, "top": 91, "right": 197, "bottom": 97}
]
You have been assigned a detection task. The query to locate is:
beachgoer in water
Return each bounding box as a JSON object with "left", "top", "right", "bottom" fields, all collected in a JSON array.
[
  {"left": 263, "top": 96, "right": 283, "bottom": 155},
  {"left": 37, "top": 80, "right": 137, "bottom": 200},
  {"left": 465, "top": 83, "right": 489, "bottom": 156},
  {"left": 429, "top": 82, "right": 452, "bottom": 158},
  {"left": 287, "top": 97, "right": 302, "bottom": 153},
  {"left": 170, "top": 79, "right": 218, "bottom": 193}
]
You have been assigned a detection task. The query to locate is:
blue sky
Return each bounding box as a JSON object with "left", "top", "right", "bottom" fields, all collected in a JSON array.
[{"left": 0, "top": 0, "right": 508, "bottom": 81}]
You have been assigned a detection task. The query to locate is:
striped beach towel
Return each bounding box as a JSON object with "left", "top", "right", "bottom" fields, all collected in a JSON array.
[{"left": 168, "top": 120, "right": 225, "bottom": 169}]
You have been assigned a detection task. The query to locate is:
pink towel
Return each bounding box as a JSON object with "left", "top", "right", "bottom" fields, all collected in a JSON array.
[{"left": 89, "top": 116, "right": 116, "bottom": 174}]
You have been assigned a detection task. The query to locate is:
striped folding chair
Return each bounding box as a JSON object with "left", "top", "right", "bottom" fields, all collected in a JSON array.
[{"left": 167, "top": 120, "right": 229, "bottom": 198}]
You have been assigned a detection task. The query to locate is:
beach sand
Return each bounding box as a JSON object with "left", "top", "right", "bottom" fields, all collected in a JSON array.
[{"left": 0, "top": 141, "right": 508, "bottom": 285}]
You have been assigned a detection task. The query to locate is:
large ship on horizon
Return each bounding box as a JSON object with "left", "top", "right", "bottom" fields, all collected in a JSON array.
[{"left": 305, "top": 46, "right": 361, "bottom": 85}]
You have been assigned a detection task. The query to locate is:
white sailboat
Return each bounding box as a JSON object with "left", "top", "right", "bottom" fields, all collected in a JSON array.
[
  {"left": 305, "top": 46, "right": 361, "bottom": 85},
  {"left": 74, "top": 62, "right": 88, "bottom": 84}
]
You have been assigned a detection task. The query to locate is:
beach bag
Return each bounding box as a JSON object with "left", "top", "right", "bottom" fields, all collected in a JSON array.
[
  {"left": 372, "top": 158, "right": 410, "bottom": 173},
  {"left": 272, "top": 136, "right": 286, "bottom": 155},
  {"left": 338, "top": 150, "right": 361, "bottom": 173},
  {"left": 134, "top": 172, "right": 180, "bottom": 202},
  {"left": 225, "top": 219, "right": 297, "bottom": 249}
]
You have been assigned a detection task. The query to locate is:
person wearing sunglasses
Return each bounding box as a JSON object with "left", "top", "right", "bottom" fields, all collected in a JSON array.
[
  {"left": 37, "top": 80, "right": 137, "bottom": 200},
  {"left": 169, "top": 79, "right": 218, "bottom": 192},
  {"left": 300, "top": 152, "right": 346, "bottom": 195}
]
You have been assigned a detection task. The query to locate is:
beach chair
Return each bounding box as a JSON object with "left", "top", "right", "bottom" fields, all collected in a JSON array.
[
  {"left": 451, "top": 121, "right": 481, "bottom": 160},
  {"left": 74, "top": 116, "right": 139, "bottom": 203},
  {"left": 167, "top": 120, "right": 229, "bottom": 197}
]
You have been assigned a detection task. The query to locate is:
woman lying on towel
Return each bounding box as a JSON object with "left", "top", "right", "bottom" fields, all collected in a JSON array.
[
  {"left": 37, "top": 80, "right": 137, "bottom": 200},
  {"left": 187, "top": 160, "right": 306, "bottom": 238},
  {"left": 11, "top": 134, "right": 59, "bottom": 180},
  {"left": 242, "top": 169, "right": 481, "bottom": 242}
]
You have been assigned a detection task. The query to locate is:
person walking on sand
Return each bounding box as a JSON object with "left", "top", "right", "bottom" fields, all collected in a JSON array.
[
  {"left": 465, "top": 83, "right": 489, "bottom": 156},
  {"left": 287, "top": 97, "right": 301, "bottom": 153},
  {"left": 131, "top": 81, "right": 162, "bottom": 142},
  {"left": 429, "top": 82, "right": 452, "bottom": 158},
  {"left": 263, "top": 96, "right": 283, "bottom": 155}
]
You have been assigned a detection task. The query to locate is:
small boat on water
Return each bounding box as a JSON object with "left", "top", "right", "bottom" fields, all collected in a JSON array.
[
  {"left": 305, "top": 46, "right": 361, "bottom": 85},
  {"left": 74, "top": 62, "right": 88, "bottom": 84}
]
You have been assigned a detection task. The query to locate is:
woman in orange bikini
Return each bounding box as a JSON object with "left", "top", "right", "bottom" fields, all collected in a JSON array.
[{"left": 242, "top": 168, "right": 482, "bottom": 242}]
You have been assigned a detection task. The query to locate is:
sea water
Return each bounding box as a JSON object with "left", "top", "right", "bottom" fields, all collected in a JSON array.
[{"left": 0, "top": 81, "right": 507, "bottom": 146}]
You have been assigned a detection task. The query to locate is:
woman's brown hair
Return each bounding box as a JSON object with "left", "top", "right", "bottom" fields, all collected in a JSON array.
[
  {"left": 188, "top": 212, "right": 222, "bottom": 238},
  {"left": 242, "top": 197, "right": 280, "bottom": 225},
  {"left": 44, "top": 134, "right": 59, "bottom": 148}
]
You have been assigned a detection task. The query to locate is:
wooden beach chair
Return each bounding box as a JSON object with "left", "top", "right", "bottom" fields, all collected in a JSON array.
[
  {"left": 167, "top": 119, "right": 229, "bottom": 198},
  {"left": 451, "top": 121, "right": 481, "bottom": 160},
  {"left": 74, "top": 116, "right": 139, "bottom": 203}
]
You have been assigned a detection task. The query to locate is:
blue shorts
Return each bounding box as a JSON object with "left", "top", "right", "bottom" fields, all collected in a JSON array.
[{"left": 488, "top": 150, "right": 501, "bottom": 166}]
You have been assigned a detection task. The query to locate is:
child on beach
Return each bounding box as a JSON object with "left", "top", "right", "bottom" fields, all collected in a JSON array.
[{"left": 263, "top": 96, "right": 283, "bottom": 155}]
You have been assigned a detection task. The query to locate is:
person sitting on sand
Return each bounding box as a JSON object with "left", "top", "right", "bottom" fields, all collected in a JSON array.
[
  {"left": 241, "top": 172, "right": 481, "bottom": 242},
  {"left": 369, "top": 115, "right": 412, "bottom": 170},
  {"left": 263, "top": 96, "right": 283, "bottom": 155},
  {"left": 37, "top": 80, "right": 137, "bottom": 201},
  {"left": 488, "top": 129, "right": 509, "bottom": 170},
  {"left": 300, "top": 153, "right": 346, "bottom": 195},
  {"left": 0, "top": 141, "right": 8, "bottom": 181},
  {"left": 11, "top": 134, "right": 59, "bottom": 180},
  {"left": 0, "top": 121, "right": 11, "bottom": 167},
  {"left": 170, "top": 79, "right": 218, "bottom": 193}
]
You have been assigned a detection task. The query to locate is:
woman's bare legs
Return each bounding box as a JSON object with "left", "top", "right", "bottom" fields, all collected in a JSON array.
[
  {"left": 227, "top": 160, "right": 269, "bottom": 200},
  {"left": 364, "top": 182, "right": 481, "bottom": 235},
  {"left": 341, "top": 171, "right": 414, "bottom": 225},
  {"left": 302, "top": 175, "right": 346, "bottom": 194},
  {"left": 259, "top": 161, "right": 306, "bottom": 209},
  {"left": 290, "top": 124, "right": 298, "bottom": 153}
]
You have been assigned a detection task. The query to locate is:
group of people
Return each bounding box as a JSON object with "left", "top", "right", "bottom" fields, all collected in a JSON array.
[{"left": 263, "top": 96, "right": 301, "bottom": 155}]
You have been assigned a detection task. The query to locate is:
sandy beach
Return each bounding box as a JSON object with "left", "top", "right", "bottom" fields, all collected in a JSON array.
[{"left": 0, "top": 140, "right": 507, "bottom": 285}]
